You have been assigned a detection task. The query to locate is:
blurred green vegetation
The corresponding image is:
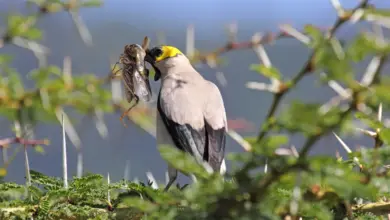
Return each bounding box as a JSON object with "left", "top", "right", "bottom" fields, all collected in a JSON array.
[{"left": 1, "top": 0, "right": 390, "bottom": 219}]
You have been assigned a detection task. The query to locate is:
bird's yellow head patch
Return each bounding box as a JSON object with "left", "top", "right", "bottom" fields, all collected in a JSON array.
[{"left": 153, "top": 46, "right": 183, "bottom": 62}]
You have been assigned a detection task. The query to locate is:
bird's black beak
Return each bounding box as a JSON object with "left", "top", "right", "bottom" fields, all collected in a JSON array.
[{"left": 145, "top": 51, "right": 161, "bottom": 81}]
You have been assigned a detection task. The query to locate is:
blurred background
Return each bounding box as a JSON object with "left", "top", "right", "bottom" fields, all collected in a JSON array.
[{"left": 0, "top": 0, "right": 389, "bottom": 185}]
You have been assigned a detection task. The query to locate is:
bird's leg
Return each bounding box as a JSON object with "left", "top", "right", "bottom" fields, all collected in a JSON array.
[
  {"left": 164, "top": 166, "right": 177, "bottom": 192},
  {"left": 119, "top": 96, "right": 139, "bottom": 127}
]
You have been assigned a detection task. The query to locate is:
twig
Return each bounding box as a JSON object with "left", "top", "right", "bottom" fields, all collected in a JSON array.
[
  {"left": 353, "top": 201, "right": 390, "bottom": 215},
  {"left": 0, "top": 137, "right": 48, "bottom": 147}
]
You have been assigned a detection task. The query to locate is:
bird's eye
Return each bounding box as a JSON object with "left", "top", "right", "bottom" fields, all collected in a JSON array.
[{"left": 151, "top": 47, "right": 163, "bottom": 58}]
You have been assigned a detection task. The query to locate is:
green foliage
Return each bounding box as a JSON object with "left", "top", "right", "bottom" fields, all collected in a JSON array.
[
  {"left": 0, "top": 171, "right": 159, "bottom": 219},
  {"left": 1, "top": 0, "right": 390, "bottom": 219},
  {"left": 250, "top": 64, "right": 282, "bottom": 80}
]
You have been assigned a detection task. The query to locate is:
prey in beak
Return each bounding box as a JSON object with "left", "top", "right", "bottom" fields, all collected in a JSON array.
[{"left": 116, "top": 41, "right": 153, "bottom": 126}]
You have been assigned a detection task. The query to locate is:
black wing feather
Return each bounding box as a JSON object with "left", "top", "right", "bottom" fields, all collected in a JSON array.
[
  {"left": 157, "top": 93, "right": 206, "bottom": 158},
  {"left": 205, "top": 122, "right": 226, "bottom": 171},
  {"left": 157, "top": 91, "right": 226, "bottom": 172}
]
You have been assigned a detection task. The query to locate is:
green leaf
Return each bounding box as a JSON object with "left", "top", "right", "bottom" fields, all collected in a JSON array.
[
  {"left": 158, "top": 145, "right": 212, "bottom": 179},
  {"left": 304, "top": 25, "right": 325, "bottom": 48},
  {"left": 0, "top": 54, "right": 13, "bottom": 65},
  {"left": 363, "top": 8, "right": 390, "bottom": 18},
  {"left": 34, "top": 145, "right": 45, "bottom": 155},
  {"left": 30, "top": 170, "right": 62, "bottom": 190},
  {"left": 6, "top": 67, "right": 25, "bottom": 98},
  {"left": 372, "top": 84, "right": 390, "bottom": 104},
  {"left": 379, "top": 128, "right": 390, "bottom": 146},
  {"left": 7, "top": 14, "right": 24, "bottom": 32},
  {"left": 0, "top": 168, "right": 7, "bottom": 177},
  {"left": 314, "top": 43, "right": 354, "bottom": 83},
  {"left": 121, "top": 197, "right": 158, "bottom": 212},
  {"left": 28, "top": 66, "right": 62, "bottom": 87},
  {"left": 245, "top": 135, "right": 289, "bottom": 155},
  {"left": 278, "top": 100, "right": 342, "bottom": 135},
  {"left": 25, "top": 28, "right": 42, "bottom": 40},
  {"left": 250, "top": 64, "right": 282, "bottom": 80},
  {"left": 6, "top": 14, "right": 38, "bottom": 38},
  {"left": 347, "top": 33, "right": 390, "bottom": 62},
  {"left": 355, "top": 112, "right": 383, "bottom": 130}
]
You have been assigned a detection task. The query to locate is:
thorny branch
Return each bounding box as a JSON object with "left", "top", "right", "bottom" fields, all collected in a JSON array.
[
  {"left": 0, "top": 0, "right": 390, "bottom": 219},
  {"left": 0, "top": 137, "right": 49, "bottom": 148},
  {"left": 209, "top": 0, "right": 390, "bottom": 217}
]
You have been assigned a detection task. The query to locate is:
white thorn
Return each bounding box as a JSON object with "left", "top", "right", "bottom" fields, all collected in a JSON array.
[
  {"left": 264, "top": 158, "right": 268, "bottom": 173},
  {"left": 61, "top": 113, "right": 68, "bottom": 189},
  {"left": 333, "top": 132, "right": 352, "bottom": 154},
  {"left": 378, "top": 103, "right": 383, "bottom": 122},
  {"left": 275, "top": 148, "right": 295, "bottom": 156},
  {"left": 350, "top": 9, "right": 364, "bottom": 24},
  {"left": 279, "top": 24, "right": 311, "bottom": 45},
  {"left": 226, "top": 22, "right": 238, "bottom": 42},
  {"left": 146, "top": 172, "right": 158, "bottom": 189},
  {"left": 321, "top": 72, "right": 351, "bottom": 98},
  {"left": 107, "top": 172, "right": 111, "bottom": 203},
  {"left": 191, "top": 174, "right": 198, "bottom": 183},
  {"left": 24, "top": 147, "right": 31, "bottom": 187},
  {"left": 253, "top": 44, "right": 272, "bottom": 68},
  {"left": 290, "top": 145, "right": 299, "bottom": 158},
  {"left": 63, "top": 56, "right": 72, "bottom": 86},
  {"left": 246, "top": 81, "right": 277, "bottom": 93},
  {"left": 39, "top": 89, "right": 50, "bottom": 110},
  {"left": 330, "top": 38, "right": 345, "bottom": 60},
  {"left": 216, "top": 71, "right": 228, "bottom": 87},
  {"left": 319, "top": 95, "right": 346, "bottom": 114},
  {"left": 227, "top": 130, "right": 252, "bottom": 151},
  {"left": 365, "top": 14, "right": 390, "bottom": 30},
  {"left": 186, "top": 24, "right": 195, "bottom": 58},
  {"left": 356, "top": 128, "right": 377, "bottom": 138},
  {"left": 77, "top": 152, "right": 83, "bottom": 178},
  {"left": 111, "top": 79, "right": 123, "bottom": 104},
  {"left": 165, "top": 171, "right": 169, "bottom": 185},
  {"left": 124, "top": 160, "right": 130, "bottom": 181},
  {"left": 360, "top": 56, "right": 381, "bottom": 86},
  {"left": 329, "top": 0, "right": 344, "bottom": 16},
  {"left": 2, "top": 148, "right": 7, "bottom": 164},
  {"left": 94, "top": 109, "right": 108, "bottom": 139},
  {"left": 69, "top": 11, "right": 93, "bottom": 46},
  {"left": 220, "top": 159, "right": 227, "bottom": 175},
  {"left": 333, "top": 132, "right": 362, "bottom": 168},
  {"left": 56, "top": 109, "right": 81, "bottom": 150},
  {"left": 373, "top": 23, "right": 385, "bottom": 45}
]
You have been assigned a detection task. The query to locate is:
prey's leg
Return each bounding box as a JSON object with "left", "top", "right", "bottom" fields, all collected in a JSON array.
[{"left": 119, "top": 96, "right": 139, "bottom": 127}]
